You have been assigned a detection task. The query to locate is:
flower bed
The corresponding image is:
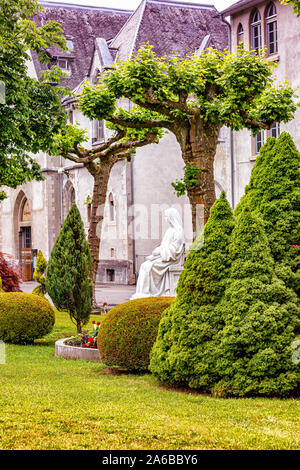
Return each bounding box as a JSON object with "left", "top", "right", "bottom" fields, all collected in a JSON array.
[
  {"left": 55, "top": 321, "right": 101, "bottom": 361},
  {"left": 65, "top": 321, "right": 101, "bottom": 349},
  {"left": 55, "top": 337, "right": 100, "bottom": 362}
]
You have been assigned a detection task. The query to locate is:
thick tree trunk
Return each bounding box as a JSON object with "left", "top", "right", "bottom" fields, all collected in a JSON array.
[
  {"left": 86, "top": 162, "right": 111, "bottom": 308},
  {"left": 175, "top": 118, "right": 220, "bottom": 238}
]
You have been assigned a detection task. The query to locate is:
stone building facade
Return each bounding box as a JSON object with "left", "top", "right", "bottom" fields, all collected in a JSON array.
[
  {"left": 0, "top": 0, "right": 232, "bottom": 284},
  {"left": 220, "top": 0, "right": 300, "bottom": 204}
]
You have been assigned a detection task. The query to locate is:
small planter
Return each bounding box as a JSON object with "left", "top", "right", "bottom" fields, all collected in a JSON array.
[{"left": 55, "top": 337, "right": 101, "bottom": 362}]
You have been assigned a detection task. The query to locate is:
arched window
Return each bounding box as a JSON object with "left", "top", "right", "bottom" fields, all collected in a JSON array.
[
  {"left": 21, "top": 199, "right": 31, "bottom": 222},
  {"left": 265, "top": 3, "right": 278, "bottom": 55},
  {"left": 109, "top": 193, "right": 115, "bottom": 221},
  {"left": 70, "top": 187, "right": 75, "bottom": 205},
  {"left": 250, "top": 9, "right": 262, "bottom": 53},
  {"left": 237, "top": 23, "right": 244, "bottom": 48}
]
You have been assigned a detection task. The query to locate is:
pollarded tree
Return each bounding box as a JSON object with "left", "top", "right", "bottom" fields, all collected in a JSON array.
[
  {"left": 235, "top": 132, "right": 300, "bottom": 294},
  {"left": 0, "top": 0, "right": 67, "bottom": 200},
  {"left": 213, "top": 209, "right": 300, "bottom": 397},
  {"left": 79, "top": 45, "right": 297, "bottom": 232},
  {"left": 149, "top": 192, "right": 235, "bottom": 389},
  {"left": 46, "top": 204, "right": 92, "bottom": 333},
  {"left": 53, "top": 112, "right": 162, "bottom": 306}
]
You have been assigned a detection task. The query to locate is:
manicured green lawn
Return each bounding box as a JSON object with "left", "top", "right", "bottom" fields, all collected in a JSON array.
[{"left": 0, "top": 310, "right": 299, "bottom": 450}]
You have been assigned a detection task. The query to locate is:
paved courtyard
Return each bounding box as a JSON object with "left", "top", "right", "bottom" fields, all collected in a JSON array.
[{"left": 21, "top": 282, "right": 136, "bottom": 308}]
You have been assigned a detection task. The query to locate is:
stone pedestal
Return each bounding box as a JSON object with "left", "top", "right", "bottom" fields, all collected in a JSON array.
[{"left": 169, "top": 264, "right": 183, "bottom": 296}]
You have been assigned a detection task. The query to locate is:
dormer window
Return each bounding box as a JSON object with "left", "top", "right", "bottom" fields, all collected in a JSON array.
[
  {"left": 250, "top": 9, "right": 262, "bottom": 53},
  {"left": 66, "top": 39, "right": 74, "bottom": 51},
  {"left": 266, "top": 3, "right": 278, "bottom": 55},
  {"left": 57, "top": 58, "right": 69, "bottom": 70}
]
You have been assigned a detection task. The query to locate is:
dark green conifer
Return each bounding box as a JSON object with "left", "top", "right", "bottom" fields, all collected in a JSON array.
[
  {"left": 46, "top": 204, "right": 93, "bottom": 333},
  {"left": 213, "top": 209, "right": 300, "bottom": 397},
  {"left": 235, "top": 132, "right": 300, "bottom": 294},
  {"left": 149, "top": 192, "right": 235, "bottom": 389}
]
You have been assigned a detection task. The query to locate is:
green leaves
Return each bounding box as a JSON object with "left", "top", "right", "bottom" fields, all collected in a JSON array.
[
  {"left": 79, "top": 44, "right": 297, "bottom": 137},
  {"left": 79, "top": 81, "right": 116, "bottom": 120},
  {"left": 0, "top": 0, "right": 67, "bottom": 197},
  {"left": 171, "top": 163, "right": 202, "bottom": 197},
  {"left": 280, "top": 0, "right": 300, "bottom": 16},
  {"left": 51, "top": 123, "right": 88, "bottom": 157}
]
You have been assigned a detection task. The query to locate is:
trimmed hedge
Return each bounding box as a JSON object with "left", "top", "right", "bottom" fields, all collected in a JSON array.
[
  {"left": 0, "top": 292, "right": 55, "bottom": 344},
  {"left": 98, "top": 297, "right": 174, "bottom": 370}
]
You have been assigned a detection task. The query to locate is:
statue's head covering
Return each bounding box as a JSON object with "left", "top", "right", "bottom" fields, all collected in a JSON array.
[{"left": 164, "top": 208, "right": 185, "bottom": 243}]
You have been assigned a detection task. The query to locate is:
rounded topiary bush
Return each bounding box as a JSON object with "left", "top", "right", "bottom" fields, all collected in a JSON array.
[
  {"left": 0, "top": 292, "right": 55, "bottom": 344},
  {"left": 98, "top": 297, "right": 174, "bottom": 370}
]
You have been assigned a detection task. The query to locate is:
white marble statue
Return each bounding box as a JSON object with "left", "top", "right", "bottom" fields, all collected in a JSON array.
[{"left": 131, "top": 208, "right": 185, "bottom": 299}]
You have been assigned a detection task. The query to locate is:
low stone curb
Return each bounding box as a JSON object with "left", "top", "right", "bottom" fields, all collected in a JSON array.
[{"left": 55, "top": 337, "right": 101, "bottom": 362}]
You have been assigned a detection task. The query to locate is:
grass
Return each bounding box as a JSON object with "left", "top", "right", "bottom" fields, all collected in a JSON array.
[{"left": 0, "top": 310, "right": 299, "bottom": 450}]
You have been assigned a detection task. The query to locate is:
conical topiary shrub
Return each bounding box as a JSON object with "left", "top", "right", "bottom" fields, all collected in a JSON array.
[
  {"left": 32, "top": 250, "right": 47, "bottom": 297},
  {"left": 46, "top": 204, "right": 93, "bottom": 333},
  {"left": 149, "top": 192, "right": 235, "bottom": 389},
  {"left": 235, "top": 132, "right": 300, "bottom": 294},
  {"left": 212, "top": 209, "right": 300, "bottom": 398}
]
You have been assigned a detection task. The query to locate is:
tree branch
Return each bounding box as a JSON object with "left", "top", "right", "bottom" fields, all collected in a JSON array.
[
  {"left": 108, "top": 115, "right": 173, "bottom": 131},
  {"left": 242, "top": 112, "right": 275, "bottom": 130}
]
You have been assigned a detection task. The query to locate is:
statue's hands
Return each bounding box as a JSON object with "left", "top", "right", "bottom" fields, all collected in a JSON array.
[{"left": 152, "top": 247, "right": 160, "bottom": 257}]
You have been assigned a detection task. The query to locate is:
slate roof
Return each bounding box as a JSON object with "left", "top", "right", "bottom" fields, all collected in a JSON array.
[
  {"left": 31, "top": 1, "right": 133, "bottom": 90},
  {"left": 31, "top": 1, "right": 229, "bottom": 93},
  {"left": 109, "top": 0, "right": 228, "bottom": 60}
]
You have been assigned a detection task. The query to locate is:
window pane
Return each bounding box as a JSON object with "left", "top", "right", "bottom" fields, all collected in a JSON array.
[
  {"left": 270, "top": 122, "right": 280, "bottom": 138},
  {"left": 255, "top": 130, "right": 264, "bottom": 153},
  {"left": 98, "top": 120, "right": 104, "bottom": 140},
  {"left": 252, "top": 24, "right": 261, "bottom": 52},
  {"left": 267, "top": 21, "right": 278, "bottom": 55}
]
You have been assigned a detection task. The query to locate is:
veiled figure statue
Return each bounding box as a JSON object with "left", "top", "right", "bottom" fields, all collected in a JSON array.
[{"left": 131, "top": 208, "right": 185, "bottom": 300}]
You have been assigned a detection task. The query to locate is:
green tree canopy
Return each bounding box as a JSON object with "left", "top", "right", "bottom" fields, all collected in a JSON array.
[
  {"left": 79, "top": 45, "right": 297, "bottom": 232},
  {"left": 0, "top": 0, "right": 68, "bottom": 199}
]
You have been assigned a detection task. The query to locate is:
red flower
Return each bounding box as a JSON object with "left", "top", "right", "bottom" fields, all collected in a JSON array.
[
  {"left": 83, "top": 344, "right": 88, "bottom": 348},
  {"left": 103, "top": 302, "right": 108, "bottom": 306},
  {"left": 97, "top": 322, "right": 100, "bottom": 326},
  {"left": 88, "top": 337, "right": 94, "bottom": 343},
  {"left": 92, "top": 321, "right": 96, "bottom": 324}
]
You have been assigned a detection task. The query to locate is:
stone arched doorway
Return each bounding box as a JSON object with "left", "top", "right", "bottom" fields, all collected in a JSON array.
[{"left": 14, "top": 191, "right": 33, "bottom": 281}]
